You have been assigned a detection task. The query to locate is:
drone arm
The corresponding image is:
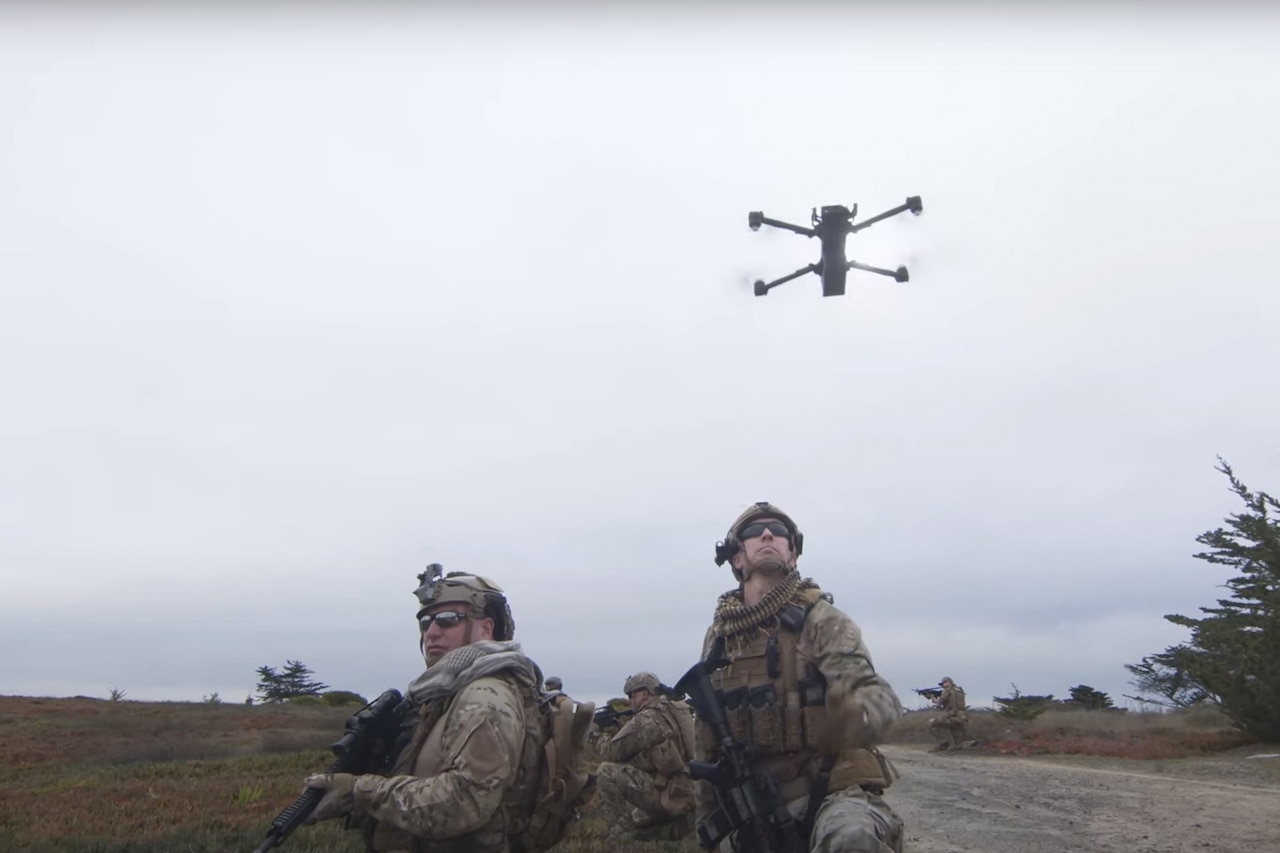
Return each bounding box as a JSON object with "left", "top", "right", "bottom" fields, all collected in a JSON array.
[
  {"left": 848, "top": 196, "right": 923, "bottom": 234},
  {"left": 755, "top": 264, "right": 819, "bottom": 296},
  {"left": 749, "top": 213, "right": 816, "bottom": 237},
  {"left": 847, "top": 258, "right": 909, "bottom": 283}
]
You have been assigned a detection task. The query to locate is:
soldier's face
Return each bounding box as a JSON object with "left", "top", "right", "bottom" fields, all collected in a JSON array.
[
  {"left": 421, "top": 603, "right": 495, "bottom": 665},
  {"left": 732, "top": 517, "right": 796, "bottom": 579},
  {"left": 629, "top": 688, "right": 655, "bottom": 711}
]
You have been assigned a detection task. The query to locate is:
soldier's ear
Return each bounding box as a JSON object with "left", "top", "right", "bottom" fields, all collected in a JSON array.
[{"left": 475, "top": 616, "right": 496, "bottom": 641}]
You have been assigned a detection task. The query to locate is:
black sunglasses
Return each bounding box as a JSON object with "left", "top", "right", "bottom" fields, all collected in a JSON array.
[
  {"left": 419, "top": 611, "right": 471, "bottom": 631},
  {"left": 738, "top": 521, "right": 791, "bottom": 541}
]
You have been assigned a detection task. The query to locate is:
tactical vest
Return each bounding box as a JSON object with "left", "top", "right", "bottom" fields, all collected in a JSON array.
[
  {"left": 944, "top": 686, "right": 968, "bottom": 721},
  {"left": 359, "top": 675, "right": 546, "bottom": 853},
  {"left": 707, "top": 589, "right": 895, "bottom": 801}
]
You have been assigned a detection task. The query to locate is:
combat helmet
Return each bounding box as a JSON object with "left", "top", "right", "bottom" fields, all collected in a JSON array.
[
  {"left": 623, "top": 672, "right": 661, "bottom": 695},
  {"left": 714, "top": 501, "right": 805, "bottom": 581},
  {"left": 413, "top": 562, "right": 516, "bottom": 641},
  {"left": 545, "top": 676, "right": 563, "bottom": 691}
]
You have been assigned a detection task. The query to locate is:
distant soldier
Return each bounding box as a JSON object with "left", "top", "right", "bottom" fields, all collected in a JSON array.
[
  {"left": 543, "top": 675, "right": 575, "bottom": 719},
  {"left": 591, "top": 671, "right": 696, "bottom": 841},
  {"left": 927, "top": 676, "right": 969, "bottom": 750}
]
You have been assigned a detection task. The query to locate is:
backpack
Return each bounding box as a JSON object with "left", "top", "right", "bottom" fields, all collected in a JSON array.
[{"left": 515, "top": 691, "right": 597, "bottom": 853}]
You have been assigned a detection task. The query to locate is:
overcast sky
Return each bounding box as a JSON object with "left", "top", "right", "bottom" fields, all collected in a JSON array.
[{"left": 2, "top": 4, "right": 1278, "bottom": 713}]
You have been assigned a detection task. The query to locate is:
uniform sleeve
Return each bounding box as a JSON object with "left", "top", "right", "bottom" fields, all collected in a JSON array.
[
  {"left": 349, "top": 678, "right": 524, "bottom": 839},
  {"left": 592, "top": 708, "right": 668, "bottom": 763},
  {"left": 804, "top": 601, "right": 903, "bottom": 747}
]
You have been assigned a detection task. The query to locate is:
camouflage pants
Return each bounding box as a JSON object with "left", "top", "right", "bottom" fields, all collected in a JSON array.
[
  {"left": 807, "top": 787, "right": 904, "bottom": 853},
  {"left": 595, "top": 762, "right": 685, "bottom": 833},
  {"left": 717, "top": 787, "right": 903, "bottom": 853},
  {"left": 928, "top": 714, "right": 968, "bottom": 746}
]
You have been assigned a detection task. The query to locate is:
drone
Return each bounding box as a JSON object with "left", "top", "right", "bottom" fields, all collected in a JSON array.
[{"left": 747, "top": 195, "right": 923, "bottom": 297}]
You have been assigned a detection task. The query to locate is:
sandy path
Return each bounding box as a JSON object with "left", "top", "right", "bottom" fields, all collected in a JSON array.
[{"left": 881, "top": 745, "right": 1280, "bottom": 853}]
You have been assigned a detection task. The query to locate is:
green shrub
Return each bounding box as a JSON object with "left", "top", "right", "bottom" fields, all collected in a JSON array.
[{"left": 321, "top": 691, "right": 368, "bottom": 707}]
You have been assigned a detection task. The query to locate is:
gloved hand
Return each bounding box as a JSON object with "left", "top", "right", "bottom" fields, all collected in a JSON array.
[
  {"left": 826, "top": 687, "right": 902, "bottom": 749},
  {"left": 302, "top": 772, "right": 357, "bottom": 824}
]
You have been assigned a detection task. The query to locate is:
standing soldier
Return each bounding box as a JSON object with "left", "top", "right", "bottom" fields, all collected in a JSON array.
[
  {"left": 591, "top": 671, "right": 697, "bottom": 841},
  {"left": 695, "top": 502, "right": 905, "bottom": 853},
  {"left": 928, "top": 676, "right": 969, "bottom": 751},
  {"left": 298, "top": 566, "right": 565, "bottom": 852}
]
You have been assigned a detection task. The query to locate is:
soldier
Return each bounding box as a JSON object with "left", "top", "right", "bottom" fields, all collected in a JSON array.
[
  {"left": 591, "top": 671, "right": 696, "bottom": 842},
  {"left": 927, "top": 676, "right": 969, "bottom": 750},
  {"left": 544, "top": 676, "right": 563, "bottom": 692},
  {"left": 696, "top": 502, "right": 905, "bottom": 853},
  {"left": 299, "top": 567, "right": 550, "bottom": 853}
]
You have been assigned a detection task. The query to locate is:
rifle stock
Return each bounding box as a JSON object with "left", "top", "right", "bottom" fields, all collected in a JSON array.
[{"left": 252, "top": 688, "right": 405, "bottom": 853}]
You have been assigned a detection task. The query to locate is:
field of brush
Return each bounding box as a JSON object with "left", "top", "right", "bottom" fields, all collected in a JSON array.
[{"left": 0, "top": 695, "right": 1258, "bottom": 852}]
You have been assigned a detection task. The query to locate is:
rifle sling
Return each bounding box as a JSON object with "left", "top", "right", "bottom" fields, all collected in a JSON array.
[{"left": 801, "top": 753, "right": 836, "bottom": 837}]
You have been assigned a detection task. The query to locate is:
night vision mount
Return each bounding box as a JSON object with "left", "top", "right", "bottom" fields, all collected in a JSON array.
[{"left": 747, "top": 195, "right": 923, "bottom": 297}]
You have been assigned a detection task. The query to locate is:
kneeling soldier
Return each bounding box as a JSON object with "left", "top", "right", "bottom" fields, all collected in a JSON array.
[{"left": 591, "top": 671, "right": 696, "bottom": 841}]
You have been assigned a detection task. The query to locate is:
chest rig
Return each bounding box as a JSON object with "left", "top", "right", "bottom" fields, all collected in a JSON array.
[
  {"left": 706, "top": 589, "right": 892, "bottom": 797},
  {"left": 708, "top": 589, "right": 829, "bottom": 760}
]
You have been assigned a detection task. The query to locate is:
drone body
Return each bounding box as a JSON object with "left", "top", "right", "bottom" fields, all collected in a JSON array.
[{"left": 747, "top": 196, "right": 923, "bottom": 297}]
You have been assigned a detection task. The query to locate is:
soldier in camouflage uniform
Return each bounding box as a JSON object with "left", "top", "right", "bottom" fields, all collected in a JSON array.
[
  {"left": 696, "top": 502, "right": 906, "bottom": 853},
  {"left": 927, "top": 676, "right": 969, "bottom": 750},
  {"left": 301, "top": 567, "right": 549, "bottom": 853},
  {"left": 590, "top": 671, "right": 696, "bottom": 842},
  {"left": 543, "top": 676, "right": 573, "bottom": 717}
]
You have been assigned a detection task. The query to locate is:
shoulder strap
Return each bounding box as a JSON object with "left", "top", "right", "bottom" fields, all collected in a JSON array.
[{"left": 706, "top": 634, "right": 727, "bottom": 663}]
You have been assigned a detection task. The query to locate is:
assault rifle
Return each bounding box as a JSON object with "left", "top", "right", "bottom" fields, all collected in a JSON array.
[
  {"left": 592, "top": 699, "right": 635, "bottom": 731},
  {"left": 914, "top": 687, "right": 943, "bottom": 701},
  {"left": 674, "top": 657, "right": 803, "bottom": 853},
  {"left": 592, "top": 683, "right": 689, "bottom": 732},
  {"left": 252, "top": 689, "right": 406, "bottom": 852}
]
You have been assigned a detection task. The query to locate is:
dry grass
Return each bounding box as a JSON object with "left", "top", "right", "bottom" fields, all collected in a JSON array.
[
  {"left": 0, "top": 695, "right": 700, "bottom": 853},
  {"left": 888, "top": 704, "right": 1258, "bottom": 760},
  {"left": 0, "top": 694, "right": 1260, "bottom": 852}
]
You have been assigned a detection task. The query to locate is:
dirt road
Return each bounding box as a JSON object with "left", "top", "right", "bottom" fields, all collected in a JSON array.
[{"left": 881, "top": 745, "right": 1280, "bottom": 853}]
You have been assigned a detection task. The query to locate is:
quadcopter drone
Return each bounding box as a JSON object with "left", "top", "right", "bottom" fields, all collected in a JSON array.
[{"left": 747, "top": 195, "right": 923, "bottom": 297}]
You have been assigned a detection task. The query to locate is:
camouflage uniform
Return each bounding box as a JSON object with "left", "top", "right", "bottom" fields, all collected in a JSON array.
[
  {"left": 543, "top": 677, "right": 573, "bottom": 717},
  {"left": 316, "top": 568, "right": 550, "bottom": 853},
  {"left": 695, "top": 502, "right": 905, "bottom": 853},
  {"left": 355, "top": 662, "right": 544, "bottom": 853},
  {"left": 591, "top": 672, "right": 696, "bottom": 840},
  {"left": 928, "top": 677, "right": 969, "bottom": 749}
]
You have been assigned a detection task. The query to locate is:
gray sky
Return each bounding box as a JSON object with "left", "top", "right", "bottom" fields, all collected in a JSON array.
[{"left": 3, "top": 4, "right": 1278, "bottom": 712}]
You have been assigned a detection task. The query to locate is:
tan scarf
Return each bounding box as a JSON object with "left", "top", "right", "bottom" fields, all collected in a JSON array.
[
  {"left": 390, "top": 640, "right": 542, "bottom": 776},
  {"left": 712, "top": 572, "right": 823, "bottom": 639}
]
